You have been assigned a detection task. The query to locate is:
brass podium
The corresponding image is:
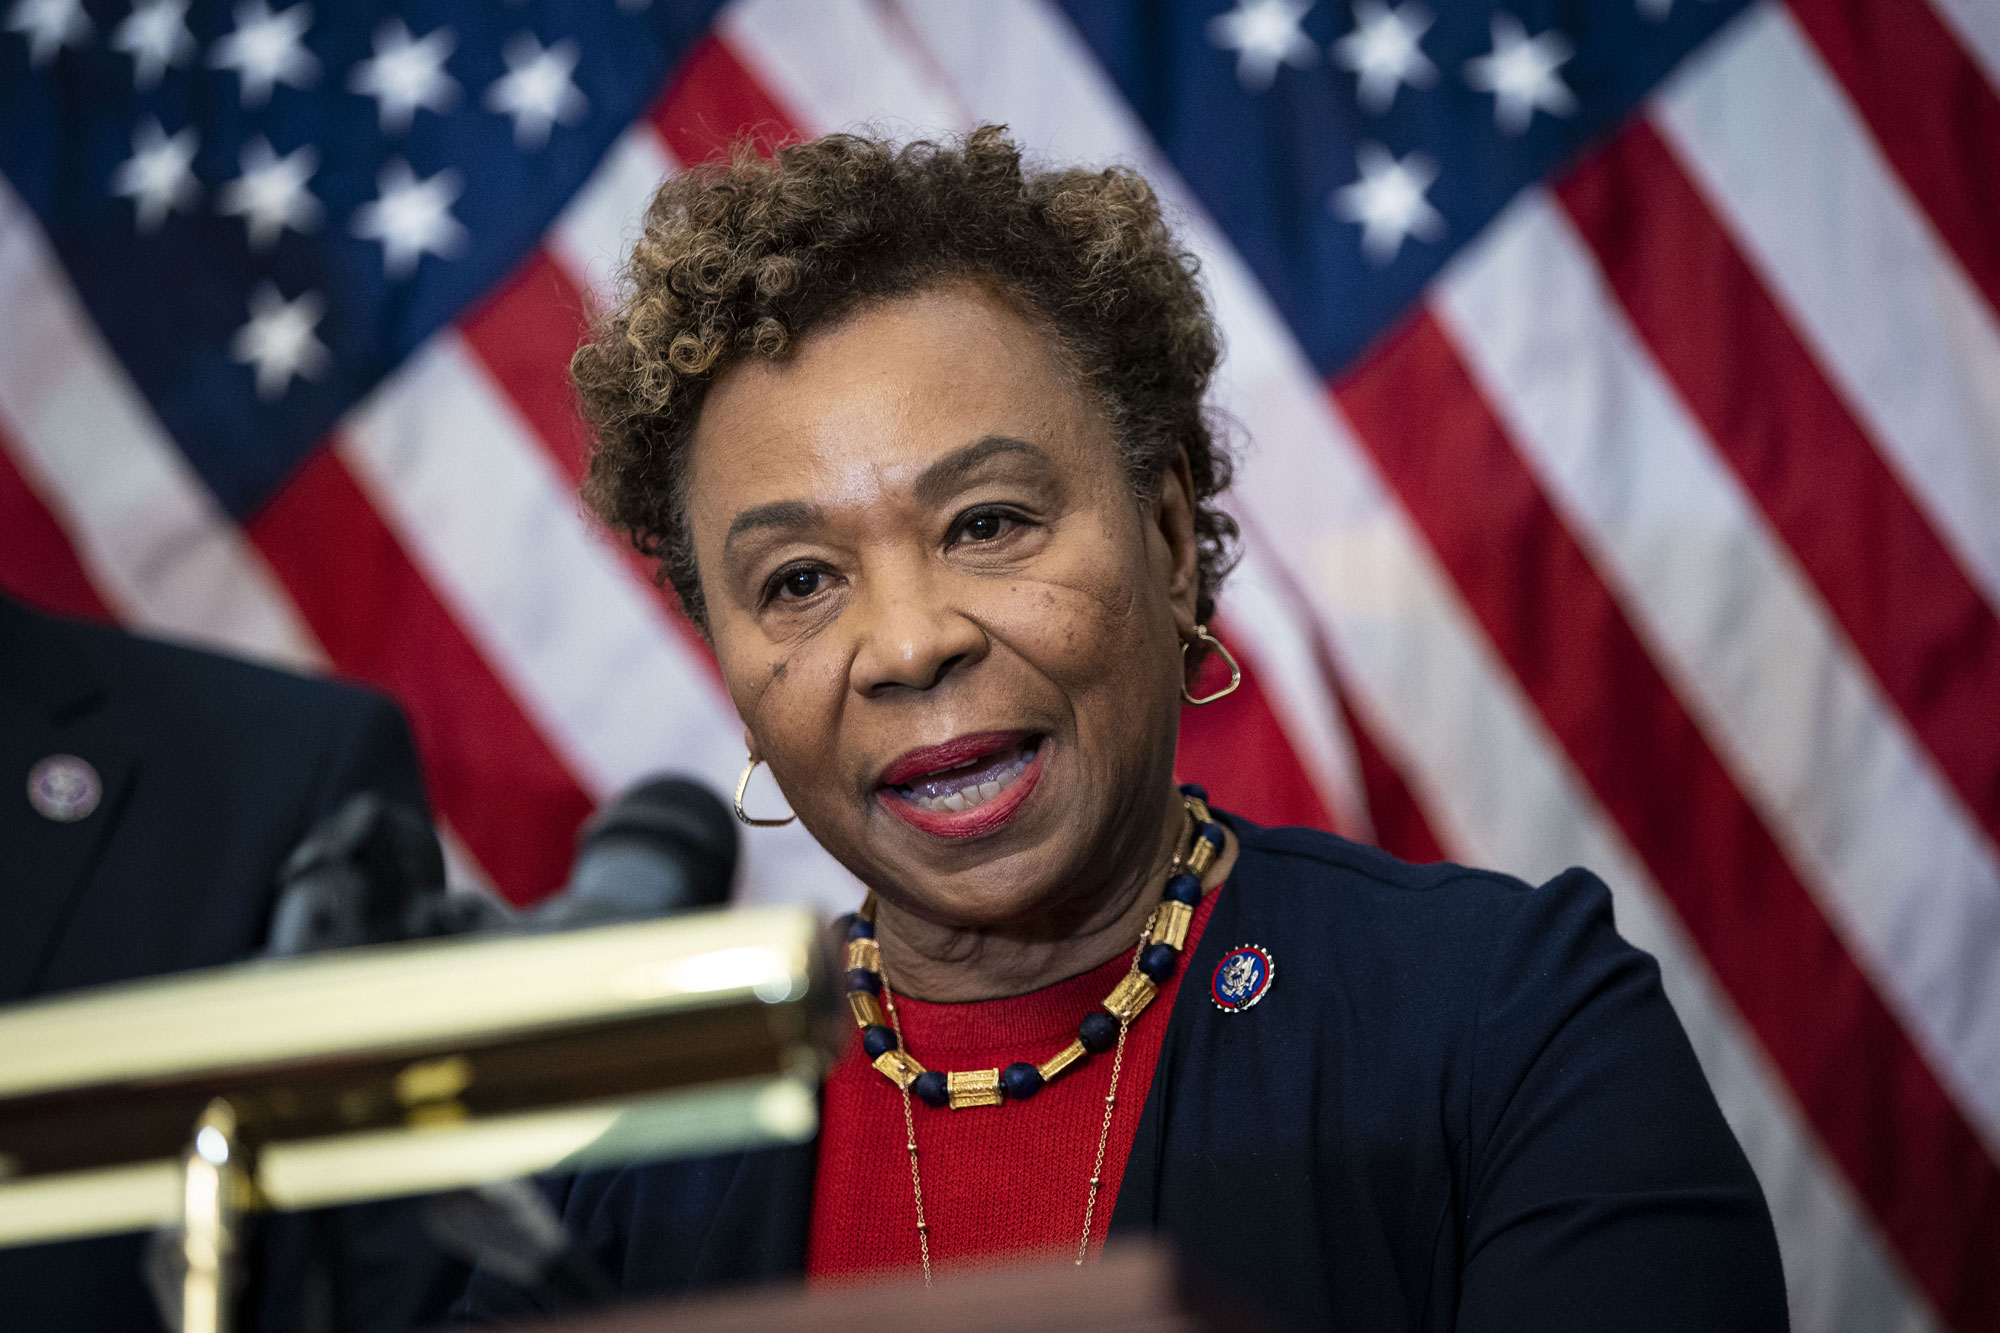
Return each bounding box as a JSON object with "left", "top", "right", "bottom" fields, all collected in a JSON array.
[{"left": 0, "top": 907, "right": 839, "bottom": 1332}]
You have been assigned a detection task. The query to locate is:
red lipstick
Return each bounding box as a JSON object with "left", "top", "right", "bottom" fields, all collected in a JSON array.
[
  {"left": 876, "top": 731, "right": 1045, "bottom": 840},
  {"left": 878, "top": 731, "right": 1030, "bottom": 787}
]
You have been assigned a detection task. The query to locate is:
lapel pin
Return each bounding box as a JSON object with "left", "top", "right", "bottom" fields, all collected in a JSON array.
[
  {"left": 1211, "top": 944, "right": 1274, "bottom": 1013},
  {"left": 27, "top": 754, "right": 102, "bottom": 823}
]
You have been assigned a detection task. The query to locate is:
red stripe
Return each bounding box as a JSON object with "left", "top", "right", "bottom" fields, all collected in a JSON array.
[
  {"left": 1337, "top": 310, "right": 2000, "bottom": 1330},
  {"left": 458, "top": 252, "right": 593, "bottom": 484},
  {"left": 457, "top": 251, "right": 720, "bottom": 678},
  {"left": 1786, "top": 0, "right": 2000, "bottom": 319},
  {"left": 1175, "top": 622, "right": 1336, "bottom": 832},
  {"left": 651, "top": 34, "right": 801, "bottom": 163},
  {"left": 1558, "top": 121, "right": 2000, "bottom": 850},
  {"left": 1336, "top": 687, "right": 1446, "bottom": 866},
  {"left": 0, "top": 437, "right": 110, "bottom": 621},
  {"left": 247, "top": 447, "right": 593, "bottom": 905}
]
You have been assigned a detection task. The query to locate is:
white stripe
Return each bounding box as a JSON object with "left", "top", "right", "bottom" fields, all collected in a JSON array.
[
  {"left": 0, "top": 181, "right": 320, "bottom": 669},
  {"left": 723, "top": 3, "right": 1934, "bottom": 1324},
  {"left": 1215, "top": 538, "right": 1372, "bottom": 841},
  {"left": 338, "top": 334, "right": 859, "bottom": 912},
  {"left": 1926, "top": 0, "right": 2000, "bottom": 94},
  {"left": 1436, "top": 187, "right": 2000, "bottom": 1158},
  {"left": 548, "top": 125, "right": 680, "bottom": 309},
  {"left": 1654, "top": 3, "right": 2000, "bottom": 614},
  {"left": 718, "top": 0, "right": 963, "bottom": 138}
]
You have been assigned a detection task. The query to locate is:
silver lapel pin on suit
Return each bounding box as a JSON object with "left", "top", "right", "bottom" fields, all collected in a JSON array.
[{"left": 27, "top": 754, "right": 101, "bottom": 822}]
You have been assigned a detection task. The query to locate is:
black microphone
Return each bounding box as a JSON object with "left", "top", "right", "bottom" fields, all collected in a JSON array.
[
  {"left": 525, "top": 775, "right": 738, "bottom": 931},
  {"left": 264, "top": 791, "right": 465, "bottom": 955},
  {"left": 265, "top": 774, "right": 742, "bottom": 955}
]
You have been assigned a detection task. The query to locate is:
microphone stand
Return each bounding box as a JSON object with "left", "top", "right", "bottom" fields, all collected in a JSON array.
[{"left": 179, "top": 1100, "right": 249, "bottom": 1333}]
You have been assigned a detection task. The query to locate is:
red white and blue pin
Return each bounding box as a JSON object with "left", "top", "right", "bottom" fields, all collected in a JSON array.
[{"left": 1210, "top": 944, "right": 1275, "bottom": 1013}]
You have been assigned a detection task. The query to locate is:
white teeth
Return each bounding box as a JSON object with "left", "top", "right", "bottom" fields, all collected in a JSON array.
[{"left": 899, "top": 745, "right": 1036, "bottom": 815}]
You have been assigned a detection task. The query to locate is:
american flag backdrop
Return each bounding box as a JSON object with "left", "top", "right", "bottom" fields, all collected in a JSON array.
[{"left": 2, "top": 0, "right": 1997, "bottom": 1326}]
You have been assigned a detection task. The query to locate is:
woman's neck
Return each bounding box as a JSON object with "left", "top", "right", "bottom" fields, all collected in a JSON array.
[{"left": 870, "top": 788, "right": 1238, "bottom": 1003}]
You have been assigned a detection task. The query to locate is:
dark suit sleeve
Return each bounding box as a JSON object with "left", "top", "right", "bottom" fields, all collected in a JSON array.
[
  {"left": 1454, "top": 868, "right": 1788, "bottom": 1332},
  {"left": 305, "top": 685, "right": 430, "bottom": 823},
  {"left": 198, "top": 680, "right": 429, "bottom": 980}
]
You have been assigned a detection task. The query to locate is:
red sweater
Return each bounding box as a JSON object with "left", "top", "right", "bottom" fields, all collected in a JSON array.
[{"left": 805, "top": 887, "right": 1220, "bottom": 1282}]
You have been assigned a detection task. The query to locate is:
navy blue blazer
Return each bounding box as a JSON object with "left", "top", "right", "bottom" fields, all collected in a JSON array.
[
  {"left": 460, "top": 814, "right": 1787, "bottom": 1330},
  {"left": 0, "top": 597, "right": 457, "bottom": 1331},
  {"left": 0, "top": 597, "right": 430, "bottom": 998}
]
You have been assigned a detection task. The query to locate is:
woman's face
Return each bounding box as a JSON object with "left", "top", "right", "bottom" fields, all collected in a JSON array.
[{"left": 685, "top": 284, "right": 1201, "bottom": 930}]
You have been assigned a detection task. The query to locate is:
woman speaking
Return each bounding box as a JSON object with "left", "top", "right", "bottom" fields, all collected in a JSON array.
[{"left": 460, "top": 128, "right": 1785, "bottom": 1329}]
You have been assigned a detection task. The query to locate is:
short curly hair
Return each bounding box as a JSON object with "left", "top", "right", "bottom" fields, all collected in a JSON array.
[{"left": 573, "top": 125, "right": 1237, "bottom": 631}]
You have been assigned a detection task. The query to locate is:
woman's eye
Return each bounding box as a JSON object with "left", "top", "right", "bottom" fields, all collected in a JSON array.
[
  {"left": 774, "top": 567, "right": 823, "bottom": 600},
  {"left": 957, "top": 510, "right": 1015, "bottom": 543}
]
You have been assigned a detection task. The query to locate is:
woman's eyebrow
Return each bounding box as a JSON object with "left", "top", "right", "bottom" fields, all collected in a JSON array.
[
  {"left": 723, "top": 437, "right": 1047, "bottom": 552},
  {"left": 724, "top": 499, "right": 822, "bottom": 551},
  {"left": 912, "top": 435, "right": 1049, "bottom": 507}
]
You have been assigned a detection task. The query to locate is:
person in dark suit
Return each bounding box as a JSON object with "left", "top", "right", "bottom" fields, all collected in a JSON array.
[{"left": 0, "top": 592, "right": 460, "bottom": 1330}]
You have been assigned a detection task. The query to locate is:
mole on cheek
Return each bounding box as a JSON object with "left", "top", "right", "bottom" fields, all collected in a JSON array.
[{"left": 771, "top": 660, "right": 788, "bottom": 680}]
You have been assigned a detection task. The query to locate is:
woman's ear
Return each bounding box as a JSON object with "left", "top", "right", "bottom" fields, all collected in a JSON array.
[{"left": 1154, "top": 446, "right": 1202, "bottom": 637}]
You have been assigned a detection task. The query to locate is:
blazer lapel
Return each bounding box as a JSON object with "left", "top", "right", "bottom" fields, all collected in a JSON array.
[
  {"left": 0, "top": 606, "right": 135, "bottom": 1001},
  {"left": 1109, "top": 846, "right": 1245, "bottom": 1235}
]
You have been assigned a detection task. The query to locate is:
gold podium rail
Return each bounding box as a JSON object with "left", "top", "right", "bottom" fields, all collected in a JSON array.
[{"left": 0, "top": 907, "right": 839, "bottom": 1332}]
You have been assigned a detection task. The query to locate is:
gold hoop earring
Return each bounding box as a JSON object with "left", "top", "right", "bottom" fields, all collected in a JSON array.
[
  {"left": 1181, "top": 624, "right": 1242, "bottom": 706},
  {"left": 733, "top": 757, "right": 797, "bottom": 827}
]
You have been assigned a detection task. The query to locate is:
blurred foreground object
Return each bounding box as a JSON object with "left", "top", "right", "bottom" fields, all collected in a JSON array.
[
  {"left": 519, "top": 1243, "right": 1229, "bottom": 1333},
  {"left": 251, "top": 775, "right": 743, "bottom": 1325},
  {"left": 0, "top": 906, "right": 837, "bottom": 1330}
]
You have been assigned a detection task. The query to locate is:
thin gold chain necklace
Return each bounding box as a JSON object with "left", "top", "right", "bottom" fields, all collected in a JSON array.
[{"left": 851, "top": 794, "right": 1222, "bottom": 1287}]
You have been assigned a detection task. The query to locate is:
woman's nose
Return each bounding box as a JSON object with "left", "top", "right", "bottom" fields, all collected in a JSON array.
[{"left": 849, "top": 570, "right": 988, "bottom": 697}]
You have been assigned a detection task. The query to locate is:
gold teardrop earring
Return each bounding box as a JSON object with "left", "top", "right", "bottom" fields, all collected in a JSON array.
[
  {"left": 733, "top": 756, "right": 797, "bottom": 827},
  {"left": 1180, "top": 623, "right": 1242, "bottom": 706}
]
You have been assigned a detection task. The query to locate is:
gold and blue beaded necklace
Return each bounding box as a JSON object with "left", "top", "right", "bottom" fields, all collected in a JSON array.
[{"left": 841, "top": 790, "right": 1225, "bottom": 1284}]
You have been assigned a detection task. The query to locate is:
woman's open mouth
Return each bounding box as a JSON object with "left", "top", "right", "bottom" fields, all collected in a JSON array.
[{"left": 877, "top": 732, "right": 1045, "bottom": 839}]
